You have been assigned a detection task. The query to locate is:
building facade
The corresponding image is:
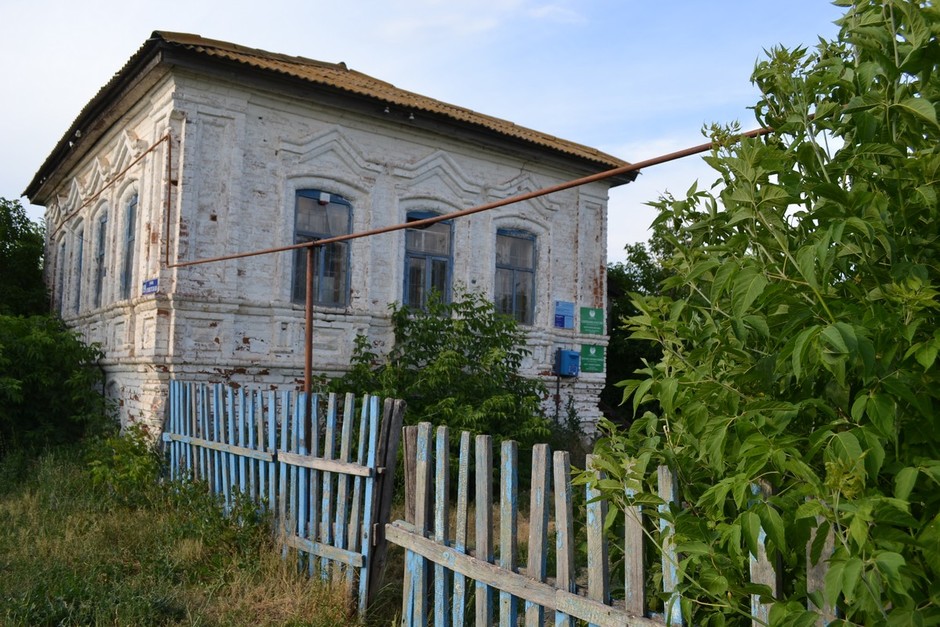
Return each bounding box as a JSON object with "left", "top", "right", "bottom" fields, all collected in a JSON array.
[{"left": 25, "top": 32, "right": 634, "bottom": 432}]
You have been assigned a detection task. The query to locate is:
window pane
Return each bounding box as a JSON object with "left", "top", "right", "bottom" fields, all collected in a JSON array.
[
  {"left": 515, "top": 270, "right": 534, "bottom": 324},
  {"left": 406, "top": 222, "right": 450, "bottom": 255},
  {"left": 291, "top": 244, "right": 310, "bottom": 303},
  {"left": 406, "top": 256, "right": 426, "bottom": 308},
  {"left": 293, "top": 192, "right": 350, "bottom": 306},
  {"left": 495, "top": 267, "right": 514, "bottom": 317},
  {"left": 496, "top": 232, "right": 533, "bottom": 268},
  {"left": 326, "top": 204, "right": 348, "bottom": 234},
  {"left": 74, "top": 231, "right": 83, "bottom": 313},
  {"left": 405, "top": 215, "right": 452, "bottom": 308},
  {"left": 57, "top": 240, "right": 66, "bottom": 315},
  {"left": 319, "top": 242, "right": 347, "bottom": 305},
  {"left": 122, "top": 195, "right": 137, "bottom": 300},
  {"left": 495, "top": 230, "right": 535, "bottom": 324},
  {"left": 430, "top": 258, "right": 448, "bottom": 296},
  {"left": 95, "top": 214, "right": 107, "bottom": 307}
]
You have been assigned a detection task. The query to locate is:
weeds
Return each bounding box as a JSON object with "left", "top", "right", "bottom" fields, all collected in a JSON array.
[{"left": 0, "top": 443, "right": 359, "bottom": 626}]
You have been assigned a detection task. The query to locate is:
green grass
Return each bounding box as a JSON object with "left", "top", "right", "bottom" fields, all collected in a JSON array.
[{"left": 0, "top": 444, "right": 361, "bottom": 626}]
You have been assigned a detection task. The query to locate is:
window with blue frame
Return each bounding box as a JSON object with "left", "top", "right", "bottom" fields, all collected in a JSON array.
[
  {"left": 292, "top": 190, "right": 351, "bottom": 306},
  {"left": 121, "top": 193, "right": 138, "bottom": 300},
  {"left": 495, "top": 228, "right": 535, "bottom": 325},
  {"left": 404, "top": 211, "right": 452, "bottom": 309},
  {"left": 56, "top": 238, "right": 67, "bottom": 315},
  {"left": 73, "top": 224, "right": 84, "bottom": 313},
  {"left": 94, "top": 209, "right": 108, "bottom": 308}
]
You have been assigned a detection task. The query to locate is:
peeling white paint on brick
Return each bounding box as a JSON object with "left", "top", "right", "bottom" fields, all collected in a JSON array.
[{"left": 39, "top": 64, "right": 617, "bottom": 436}]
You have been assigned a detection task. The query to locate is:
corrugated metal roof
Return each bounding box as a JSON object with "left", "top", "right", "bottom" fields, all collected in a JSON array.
[
  {"left": 154, "top": 31, "right": 629, "bottom": 170},
  {"left": 27, "top": 30, "right": 633, "bottom": 201}
]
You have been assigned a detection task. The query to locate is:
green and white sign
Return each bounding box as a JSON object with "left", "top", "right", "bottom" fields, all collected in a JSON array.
[
  {"left": 580, "top": 307, "right": 604, "bottom": 335},
  {"left": 580, "top": 344, "right": 605, "bottom": 373}
]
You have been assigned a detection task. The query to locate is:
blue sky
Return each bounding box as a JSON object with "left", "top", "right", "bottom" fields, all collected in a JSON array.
[{"left": 0, "top": 0, "right": 844, "bottom": 262}]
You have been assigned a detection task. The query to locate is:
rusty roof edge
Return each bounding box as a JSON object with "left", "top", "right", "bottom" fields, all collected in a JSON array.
[
  {"left": 27, "top": 31, "right": 634, "bottom": 202},
  {"left": 156, "top": 31, "right": 631, "bottom": 172}
]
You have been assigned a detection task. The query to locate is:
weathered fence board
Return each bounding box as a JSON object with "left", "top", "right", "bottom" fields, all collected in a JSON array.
[
  {"left": 658, "top": 465, "right": 682, "bottom": 626},
  {"left": 394, "top": 423, "right": 663, "bottom": 627},
  {"left": 391, "top": 422, "right": 828, "bottom": 627},
  {"left": 163, "top": 380, "right": 404, "bottom": 614}
]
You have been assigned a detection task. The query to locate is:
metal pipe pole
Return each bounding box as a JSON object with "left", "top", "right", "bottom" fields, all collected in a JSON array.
[
  {"left": 167, "top": 125, "right": 774, "bottom": 271},
  {"left": 305, "top": 247, "right": 314, "bottom": 447}
]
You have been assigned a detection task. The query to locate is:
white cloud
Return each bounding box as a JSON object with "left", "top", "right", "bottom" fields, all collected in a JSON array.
[
  {"left": 1, "top": 0, "right": 844, "bottom": 233},
  {"left": 527, "top": 3, "right": 586, "bottom": 24}
]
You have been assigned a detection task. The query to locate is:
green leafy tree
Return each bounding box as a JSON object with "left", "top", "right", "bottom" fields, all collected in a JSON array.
[
  {"left": 0, "top": 198, "right": 47, "bottom": 316},
  {"left": 603, "top": 228, "right": 673, "bottom": 424},
  {"left": 0, "top": 316, "right": 109, "bottom": 454},
  {"left": 590, "top": 1, "right": 940, "bottom": 624},
  {"left": 0, "top": 199, "right": 109, "bottom": 455},
  {"left": 334, "top": 290, "right": 551, "bottom": 446}
]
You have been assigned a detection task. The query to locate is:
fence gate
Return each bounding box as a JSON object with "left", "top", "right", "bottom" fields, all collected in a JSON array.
[{"left": 162, "top": 380, "right": 404, "bottom": 614}]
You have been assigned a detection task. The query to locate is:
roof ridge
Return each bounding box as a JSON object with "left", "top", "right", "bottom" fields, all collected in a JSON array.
[
  {"left": 150, "top": 31, "right": 628, "bottom": 168},
  {"left": 153, "top": 30, "right": 352, "bottom": 73},
  {"left": 27, "top": 30, "right": 631, "bottom": 200}
]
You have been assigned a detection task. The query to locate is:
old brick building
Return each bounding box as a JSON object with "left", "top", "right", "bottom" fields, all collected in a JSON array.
[{"left": 25, "top": 31, "right": 635, "bottom": 431}]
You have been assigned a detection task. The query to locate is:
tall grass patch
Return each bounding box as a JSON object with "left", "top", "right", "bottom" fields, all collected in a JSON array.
[{"left": 0, "top": 441, "right": 358, "bottom": 626}]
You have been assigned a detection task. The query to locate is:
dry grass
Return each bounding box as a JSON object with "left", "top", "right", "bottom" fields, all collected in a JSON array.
[
  {"left": 0, "top": 446, "right": 361, "bottom": 626},
  {"left": 188, "top": 549, "right": 356, "bottom": 626}
]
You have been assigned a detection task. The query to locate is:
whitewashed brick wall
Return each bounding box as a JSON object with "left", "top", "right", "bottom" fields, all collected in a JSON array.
[{"left": 45, "top": 71, "right": 612, "bottom": 436}]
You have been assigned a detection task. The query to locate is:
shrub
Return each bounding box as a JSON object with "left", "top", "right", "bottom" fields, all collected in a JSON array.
[
  {"left": 0, "top": 315, "right": 110, "bottom": 454},
  {"left": 590, "top": 1, "right": 940, "bottom": 624},
  {"left": 87, "top": 423, "right": 162, "bottom": 506},
  {"left": 0, "top": 198, "right": 46, "bottom": 317},
  {"left": 333, "top": 290, "right": 552, "bottom": 447}
]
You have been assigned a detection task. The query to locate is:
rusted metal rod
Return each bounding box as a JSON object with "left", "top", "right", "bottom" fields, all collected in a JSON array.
[
  {"left": 164, "top": 124, "right": 774, "bottom": 402},
  {"left": 167, "top": 125, "right": 773, "bottom": 270},
  {"left": 305, "top": 247, "right": 314, "bottom": 445},
  {"left": 50, "top": 134, "right": 171, "bottom": 241}
]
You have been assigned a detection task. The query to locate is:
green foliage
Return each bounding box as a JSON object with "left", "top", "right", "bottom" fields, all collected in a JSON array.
[
  {"left": 0, "top": 200, "right": 110, "bottom": 455},
  {"left": 87, "top": 423, "right": 162, "bottom": 506},
  {"left": 0, "top": 315, "right": 110, "bottom": 453},
  {"left": 604, "top": 230, "right": 673, "bottom": 424},
  {"left": 333, "top": 290, "right": 551, "bottom": 446},
  {"left": 0, "top": 445, "right": 355, "bottom": 626},
  {"left": 591, "top": 1, "right": 940, "bottom": 624},
  {"left": 0, "top": 197, "right": 46, "bottom": 316}
]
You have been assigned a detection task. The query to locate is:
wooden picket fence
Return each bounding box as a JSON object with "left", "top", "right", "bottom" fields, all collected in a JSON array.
[
  {"left": 387, "top": 422, "right": 835, "bottom": 627},
  {"left": 161, "top": 380, "right": 404, "bottom": 613}
]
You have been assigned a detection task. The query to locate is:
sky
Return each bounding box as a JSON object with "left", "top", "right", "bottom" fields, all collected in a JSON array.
[{"left": 0, "top": 0, "right": 845, "bottom": 263}]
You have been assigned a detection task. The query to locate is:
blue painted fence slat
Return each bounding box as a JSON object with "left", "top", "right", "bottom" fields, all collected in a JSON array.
[
  {"left": 553, "top": 450, "right": 576, "bottom": 627},
  {"left": 357, "top": 394, "right": 381, "bottom": 615},
  {"left": 586, "top": 453, "right": 610, "bottom": 627},
  {"left": 499, "top": 440, "right": 519, "bottom": 626},
  {"left": 392, "top": 424, "right": 651, "bottom": 627},
  {"left": 162, "top": 381, "right": 395, "bottom": 616},
  {"left": 451, "top": 431, "right": 470, "bottom": 627},
  {"left": 333, "top": 394, "right": 355, "bottom": 584},
  {"left": 434, "top": 426, "right": 451, "bottom": 627},
  {"left": 346, "top": 394, "right": 368, "bottom": 590},
  {"left": 319, "top": 394, "right": 337, "bottom": 581},
  {"left": 658, "top": 465, "right": 682, "bottom": 626},
  {"left": 474, "top": 433, "right": 494, "bottom": 627},
  {"left": 525, "top": 443, "right": 550, "bottom": 627},
  {"left": 306, "top": 392, "right": 320, "bottom": 578}
]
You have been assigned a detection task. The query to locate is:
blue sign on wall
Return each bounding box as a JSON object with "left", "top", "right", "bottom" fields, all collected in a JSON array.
[
  {"left": 554, "top": 300, "right": 575, "bottom": 329},
  {"left": 142, "top": 278, "right": 159, "bottom": 295}
]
